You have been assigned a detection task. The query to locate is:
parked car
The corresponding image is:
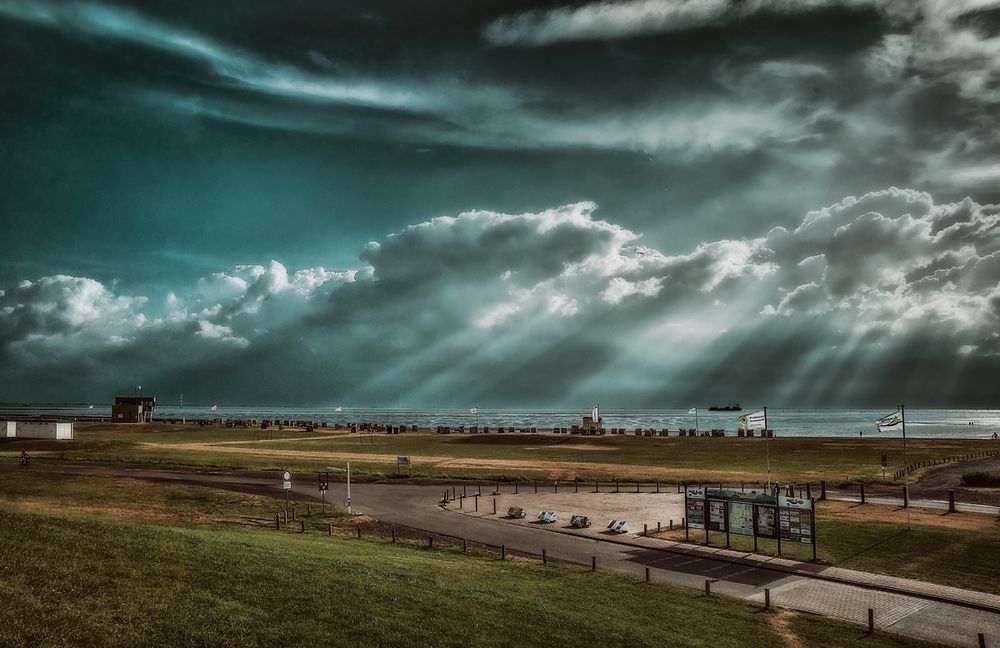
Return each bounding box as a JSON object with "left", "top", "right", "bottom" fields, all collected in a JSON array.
[
  {"left": 537, "top": 511, "right": 557, "bottom": 523},
  {"left": 570, "top": 514, "right": 591, "bottom": 528},
  {"left": 609, "top": 520, "right": 630, "bottom": 534},
  {"left": 507, "top": 506, "right": 526, "bottom": 518}
]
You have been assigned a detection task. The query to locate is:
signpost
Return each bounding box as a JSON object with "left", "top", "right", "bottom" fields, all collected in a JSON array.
[
  {"left": 881, "top": 454, "right": 887, "bottom": 480},
  {"left": 318, "top": 471, "right": 329, "bottom": 507},
  {"left": 282, "top": 469, "right": 292, "bottom": 511}
]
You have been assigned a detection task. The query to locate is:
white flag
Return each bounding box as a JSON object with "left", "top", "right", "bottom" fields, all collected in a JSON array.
[
  {"left": 738, "top": 410, "right": 766, "bottom": 429},
  {"left": 875, "top": 410, "right": 902, "bottom": 430},
  {"left": 688, "top": 407, "right": 697, "bottom": 415},
  {"left": 334, "top": 406, "right": 343, "bottom": 412},
  {"left": 469, "top": 408, "right": 478, "bottom": 414},
  {"left": 591, "top": 404, "right": 599, "bottom": 421}
]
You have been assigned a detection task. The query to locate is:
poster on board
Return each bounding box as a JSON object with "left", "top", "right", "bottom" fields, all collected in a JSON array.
[{"left": 685, "top": 487, "right": 706, "bottom": 530}]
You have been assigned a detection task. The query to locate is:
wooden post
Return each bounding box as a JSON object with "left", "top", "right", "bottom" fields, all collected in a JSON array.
[
  {"left": 592, "top": 556, "right": 596, "bottom": 571},
  {"left": 644, "top": 523, "right": 648, "bottom": 536},
  {"left": 283, "top": 509, "right": 288, "bottom": 524},
  {"left": 391, "top": 527, "right": 395, "bottom": 542},
  {"left": 300, "top": 520, "right": 305, "bottom": 533},
  {"left": 478, "top": 483, "right": 482, "bottom": 496},
  {"left": 902, "top": 484, "right": 909, "bottom": 508},
  {"left": 615, "top": 480, "right": 619, "bottom": 492},
  {"left": 459, "top": 497, "right": 463, "bottom": 509},
  {"left": 463, "top": 538, "right": 467, "bottom": 551},
  {"left": 307, "top": 505, "right": 311, "bottom": 516},
  {"left": 978, "top": 632, "right": 986, "bottom": 648},
  {"left": 764, "top": 588, "right": 770, "bottom": 610},
  {"left": 292, "top": 508, "right": 296, "bottom": 521},
  {"left": 705, "top": 579, "right": 711, "bottom": 596},
  {"left": 542, "top": 549, "right": 547, "bottom": 565},
  {"left": 429, "top": 536, "right": 433, "bottom": 548},
  {"left": 636, "top": 481, "right": 640, "bottom": 493},
  {"left": 595, "top": 479, "right": 599, "bottom": 493},
  {"left": 868, "top": 608, "right": 874, "bottom": 634},
  {"left": 463, "top": 484, "right": 467, "bottom": 497},
  {"left": 948, "top": 489, "right": 956, "bottom": 513},
  {"left": 275, "top": 512, "right": 280, "bottom": 529},
  {"left": 645, "top": 567, "right": 650, "bottom": 582},
  {"left": 514, "top": 482, "right": 518, "bottom": 494},
  {"left": 493, "top": 498, "right": 496, "bottom": 515},
  {"left": 860, "top": 482, "right": 866, "bottom": 504},
  {"left": 327, "top": 522, "right": 332, "bottom": 536},
  {"left": 820, "top": 480, "right": 827, "bottom": 500},
  {"left": 356, "top": 525, "right": 361, "bottom": 539},
  {"left": 669, "top": 520, "right": 673, "bottom": 530},
  {"left": 475, "top": 496, "right": 479, "bottom": 511},
  {"left": 534, "top": 480, "right": 538, "bottom": 493},
  {"left": 657, "top": 522, "right": 661, "bottom": 534},
  {"left": 554, "top": 481, "right": 558, "bottom": 493},
  {"left": 656, "top": 481, "right": 660, "bottom": 493},
  {"left": 575, "top": 479, "right": 579, "bottom": 493},
  {"left": 501, "top": 544, "right": 506, "bottom": 560}
]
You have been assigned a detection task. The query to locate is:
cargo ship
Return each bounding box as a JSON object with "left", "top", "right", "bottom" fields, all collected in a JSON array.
[{"left": 708, "top": 403, "right": 742, "bottom": 411}]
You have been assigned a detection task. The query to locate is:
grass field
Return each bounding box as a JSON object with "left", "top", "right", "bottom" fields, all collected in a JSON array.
[
  {"left": 6, "top": 422, "right": 998, "bottom": 483},
  {"left": 0, "top": 472, "right": 941, "bottom": 648}
]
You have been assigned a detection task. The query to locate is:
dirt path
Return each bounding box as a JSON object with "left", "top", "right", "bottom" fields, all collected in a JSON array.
[
  {"left": 137, "top": 441, "right": 763, "bottom": 480},
  {"left": 912, "top": 455, "right": 1000, "bottom": 506}
]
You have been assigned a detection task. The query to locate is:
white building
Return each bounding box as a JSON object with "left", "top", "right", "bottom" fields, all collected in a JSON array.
[
  {"left": 3, "top": 421, "right": 15, "bottom": 438},
  {"left": 5, "top": 420, "right": 75, "bottom": 440}
]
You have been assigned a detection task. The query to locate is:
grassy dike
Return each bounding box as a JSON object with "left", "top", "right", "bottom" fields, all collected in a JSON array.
[
  {"left": 0, "top": 504, "right": 940, "bottom": 648},
  {"left": 0, "top": 472, "right": 941, "bottom": 647}
]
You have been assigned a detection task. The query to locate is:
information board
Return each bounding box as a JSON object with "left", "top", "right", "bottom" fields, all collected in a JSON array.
[
  {"left": 778, "top": 496, "right": 813, "bottom": 544},
  {"left": 685, "top": 487, "right": 706, "bottom": 529},
  {"left": 728, "top": 501, "right": 755, "bottom": 536},
  {"left": 756, "top": 505, "right": 777, "bottom": 538},
  {"left": 708, "top": 500, "right": 726, "bottom": 531}
]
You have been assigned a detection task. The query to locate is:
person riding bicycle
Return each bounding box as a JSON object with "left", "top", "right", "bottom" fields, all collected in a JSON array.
[{"left": 19, "top": 449, "right": 30, "bottom": 468}]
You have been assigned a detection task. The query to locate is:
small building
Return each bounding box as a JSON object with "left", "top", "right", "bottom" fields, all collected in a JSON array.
[
  {"left": 10, "top": 420, "right": 74, "bottom": 439},
  {"left": 112, "top": 396, "right": 156, "bottom": 423},
  {"left": 3, "top": 421, "right": 15, "bottom": 437}
]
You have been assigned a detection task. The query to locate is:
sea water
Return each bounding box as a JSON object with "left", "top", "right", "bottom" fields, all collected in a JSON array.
[{"left": 2, "top": 405, "right": 998, "bottom": 439}]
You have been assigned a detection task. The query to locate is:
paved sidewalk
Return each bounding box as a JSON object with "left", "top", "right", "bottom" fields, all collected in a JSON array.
[{"left": 827, "top": 491, "right": 1000, "bottom": 515}]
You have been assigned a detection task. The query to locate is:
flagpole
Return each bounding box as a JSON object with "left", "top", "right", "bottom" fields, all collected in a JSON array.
[
  {"left": 764, "top": 406, "right": 771, "bottom": 491},
  {"left": 901, "top": 403, "right": 910, "bottom": 531},
  {"left": 694, "top": 407, "right": 699, "bottom": 433}
]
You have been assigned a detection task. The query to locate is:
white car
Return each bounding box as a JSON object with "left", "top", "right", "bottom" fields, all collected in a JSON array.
[
  {"left": 608, "top": 520, "right": 630, "bottom": 534},
  {"left": 537, "top": 511, "right": 557, "bottom": 523}
]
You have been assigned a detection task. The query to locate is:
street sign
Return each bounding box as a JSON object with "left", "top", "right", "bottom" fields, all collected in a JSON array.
[
  {"left": 318, "top": 471, "right": 329, "bottom": 492},
  {"left": 881, "top": 454, "right": 888, "bottom": 467},
  {"left": 283, "top": 481, "right": 292, "bottom": 490},
  {"left": 283, "top": 470, "right": 291, "bottom": 481}
]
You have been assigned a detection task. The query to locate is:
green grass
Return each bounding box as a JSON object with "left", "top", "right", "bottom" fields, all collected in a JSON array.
[
  {"left": 10, "top": 423, "right": 997, "bottom": 483},
  {"left": 0, "top": 505, "right": 940, "bottom": 648}
]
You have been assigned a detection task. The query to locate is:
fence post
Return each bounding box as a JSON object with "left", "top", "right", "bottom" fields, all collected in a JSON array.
[
  {"left": 542, "top": 549, "right": 547, "bottom": 565},
  {"left": 592, "top": 556, "right": 596, "bottom": 571},
  {"left": 356, "top": 525, "right": 361, "bottom": 539},
  {"left": 514, "top": 482, "right": 518, "bottom": 495},
  {"left": 657, "top": 522, "right": 661, "bottom": 534},
  {"left": 463, "top": 538, "right": 467, "bottom": 552},
  {"left": 705, "top": 580, "right": 711, "bottom": 596},
  {"left": 429, "top": 536, "right": 433, "bottom": 548},
  {"left": 475, "top": 496, "right": 479, "bottom": 511},
  {"left": 300, "top": 520, "right": 305, "bottom": 533},
  {"left": 949, "top": 489, "right": 956, "bottom": 513},
  {"left": 534, "top": 480, "right": 538, "bottom": 494},
  {"left": 978, "top": 632, "right": 986, "bottom": 648},
  {"left": 275, "top": 513, "right": 280, "bottom": 529},
  {"left": 644, "top": 523, "right": 648, "bottom": 536},
  {"left": 645, "top": 567, "right": 650, "bottom": 583},
  {"left": 292, "top": 508, "right": 296, "bottom": 521},
  {"left": 820, "top": 480, "right": 826, "bottom": 500},
  {"left": 656, "top": 481, "right": 660, "bottom": 493},
  {"left": 868, "top": 608, "right": 874, "bottom": 634},
  {"left": 328, "top": 522, "right": 333, "bottom": 536},
  {"left": 283, "top": 509, "right": 288, "bottom": 524},
  {"left": 902, "top": 484, "right": 909, "bottom": 508},
  {"left": 391, "top": 526, "right": 395, "bottom": 542},
  {"left": 501, "top": 544, "right": 506, "bottom": 560},
  {"left": 764, "top": 588, "right": 770, "bottom": 610},
  {"left": 493, "top": 498, "right": 496, "bottom": 515},
  {"left": 860, "top": 482, "right": 866, "bottom": 504},
  {"left": 575, "top": 479, "right": 579, "bottom": 493}
]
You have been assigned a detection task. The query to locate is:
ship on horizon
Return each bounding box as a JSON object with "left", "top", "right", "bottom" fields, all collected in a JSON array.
[{"left": 708, "top": 403, "right": 742, "bottom": 411}]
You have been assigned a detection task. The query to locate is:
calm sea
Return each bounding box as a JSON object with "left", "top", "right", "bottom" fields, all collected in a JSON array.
[{"left": 2, "top": 406, "right": 998, "bottom": 439}]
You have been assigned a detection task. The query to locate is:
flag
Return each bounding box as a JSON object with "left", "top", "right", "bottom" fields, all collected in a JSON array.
[
  {"left": 688, "top": 407, "right": 697, "bottom": 415},
  {"left": 334, "top": 406, "right": 342, "bottom": 412},
  {"left": 469, "top": 408, "right": 478, "bottom": 414},
  {"left": 875, "top": 410, "right": 902, "bottom": 430},
  {"left": 738, "top": 410, "right": 766, "bottom": 429},
  {"left": 591, "top": 404, "right": 599, "bottom": 421}
]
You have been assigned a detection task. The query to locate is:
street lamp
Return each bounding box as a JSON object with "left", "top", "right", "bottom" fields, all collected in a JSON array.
[{"left": 327, "top": 461, "right": 352, "bottom": 514}]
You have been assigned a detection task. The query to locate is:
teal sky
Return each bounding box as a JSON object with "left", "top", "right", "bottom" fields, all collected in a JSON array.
[{"left": 1, "top": 0, "right": 999, "bottom": 407}]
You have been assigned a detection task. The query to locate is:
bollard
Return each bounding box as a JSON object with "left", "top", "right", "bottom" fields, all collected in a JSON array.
[
  {"left": 764, "top": 588, "right": 770, "bottom": 610},
  {"left": 669, "top": 519, "right": 673, "bottom": 530},
  {"left": 459, "top": 497, "right": 463, "bottom": 510},
  {"left": 275, "top": 513, "right": 281, "bottom": 529},
  {"left": 429, "top": 536, "right": 434, "bottom": 548},
  {"left": 656, "top": 481, "right": 660, "bottom": 493},
  {"left": 463, "top": 538, "right": 467, "bottom": 552},
  {"left": 453, "top": 486, "right": 456, "bottom": 499},
  {"left": 534, "top": 480, "right": 538, "bottom": 494},
  {"left": 300, "top": 520, "right": 305, "bottom": 533},
  {"left": 493, "top": 498, "right": 496, "bottom": 515},
  {"left": 902, "top": 485, "right": 909, "bottom": 508},
  {"left": 645, "top": 567, "right": 650, "bottom": 583},
  {"left": 543, "top": 549, "right": 547, "bottom": 565},
  {"left": 555, "top": 481, "right": 558, "bottom": 493},
  {"left": 636, "top": 481, "right": 640, "bottom": 493},
  {"left": 657, "top": 522, "right": 661, "bottom": 534},
  {"left": 681, "top": 517, "right": 685, "bottom": 528},
  {"left": 391, "top": 527, "right": 396, "bottom": 542},
  {"left": 860, "top": 482, "right": 866, "bottom": 504},
  {"left": 949, "top": 489, "right": 956, "bottom": 513},
  {"left": 978, "top": 632, "right": 985, "bottom": 648},
  {"left": 592, "top": 556, "right": 597, "bottom": 571},
  {"left": 464, "top": 485, "right": 467, "bottom": 497},
  {"left": 501, "top": 544, "right": 506, "bottom": 560},
  {"left": 644, "top": 523, "right": 648, "bottom": 536},
  {"left": 575, "top": 479, "right": 579, "bottom": 493},
  {"left": 595, "top": 479, "right": 599, "bottom": 493},
  {"left": 475, "top": 496, "right": 479, "bottom": 512},
  {"left": 292, "top": 508, "right": 296, "bottom": 521},
  {"left": 868, "top": 608, "right": 874, "bottom": 634},
  {"left": 284, "top": 509, "right": 288, "bottom": 524},
  {"left": 328, "top": 522, "right": 333, "bottom": 536},
  {"left": 615, "top": 480, "right": 620, "bottom": 492},
  {"left": 820, "top": 480, "right": 827, "bottom": 500},
  {"left": 307, "top": 506, "right": 311, "bottom": 516},
  {"left": 357, "top": 526, "right": 361, "bottom": 539},
  {"left": 514, "top": 481, "right": 519, "bottom": 494},
  {"left": 705, "top": 579, "right": 711, "bottom": 596}
]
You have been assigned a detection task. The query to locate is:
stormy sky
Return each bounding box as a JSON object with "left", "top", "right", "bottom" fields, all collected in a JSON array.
[{"left": 1, "top": 0, "right": 999, "bottom": 407}]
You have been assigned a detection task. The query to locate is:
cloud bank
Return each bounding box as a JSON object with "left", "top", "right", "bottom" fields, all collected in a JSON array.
[{"left": 2, "top": 188, "right": 997, "bottom": 406}]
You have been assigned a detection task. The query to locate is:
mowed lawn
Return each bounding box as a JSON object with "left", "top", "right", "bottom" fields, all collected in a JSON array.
[
  {"left": 9, "top": 422, "right": 999, "bottom": 483},
  {"left": 0, "top": 478, "right": 942, "bottom": 648}
]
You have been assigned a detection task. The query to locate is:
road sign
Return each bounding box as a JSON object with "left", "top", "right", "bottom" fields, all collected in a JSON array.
[
  {"left": 283, "top": 481, "right": 292, "bottom": 490},
  {"left": 318, "top": 471, "right": 329, "bottom": 492},
  {"left": 880, "top": 454, "right": 888, "bottom": 467},
  {"left": 283, "top": 470, "right": 291, "bottom": 481}
]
